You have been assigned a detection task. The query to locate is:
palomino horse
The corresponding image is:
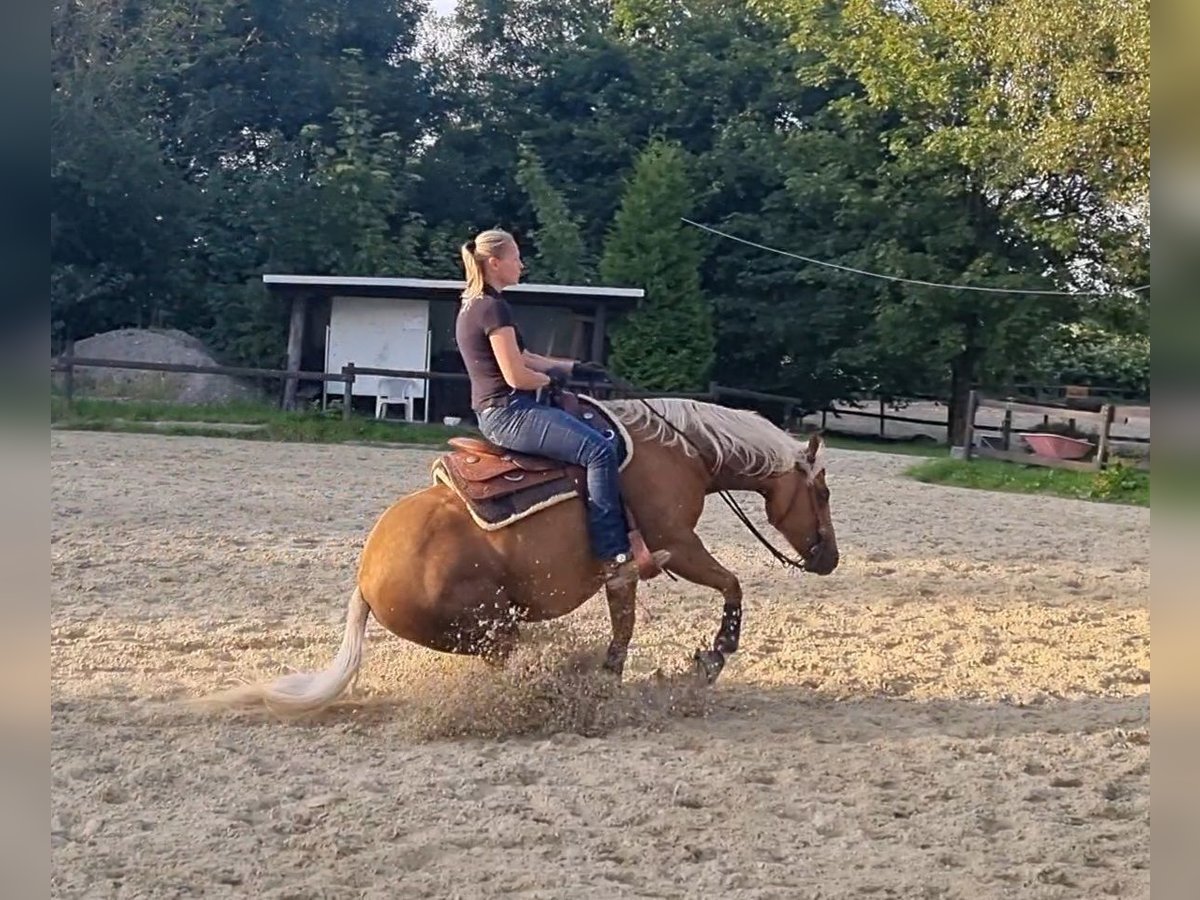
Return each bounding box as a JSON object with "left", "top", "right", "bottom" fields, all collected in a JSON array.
[{"left": 205, "top": 397, "right": 838, "bottom": 716}]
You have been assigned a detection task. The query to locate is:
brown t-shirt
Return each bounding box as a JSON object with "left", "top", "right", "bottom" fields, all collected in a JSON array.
[{"left": 455, "top": 286, "right": 527, "bottom": 411}]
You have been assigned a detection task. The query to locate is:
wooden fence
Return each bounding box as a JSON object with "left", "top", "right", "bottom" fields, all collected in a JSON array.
[
  {"left": 960, "top": 390, "right": 1148, "bottom": 471},
  {"left": 49, "top": 353, "right": 714, "bottom": 421},
  {"left": 47, "top": 354, "right": 949, "bottom": 433},
  {"left": 48, "top": 354, "right": 1150, "bottom": 466}
]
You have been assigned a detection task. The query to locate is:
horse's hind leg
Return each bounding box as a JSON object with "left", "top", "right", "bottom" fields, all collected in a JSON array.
[{"left": 656, "top": 535, "right": 743, "bottom": 684}]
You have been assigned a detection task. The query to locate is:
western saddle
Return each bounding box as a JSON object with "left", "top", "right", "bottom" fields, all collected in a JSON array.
[{"left": 431, "top": 399, "right": 664, "bottom": 578}]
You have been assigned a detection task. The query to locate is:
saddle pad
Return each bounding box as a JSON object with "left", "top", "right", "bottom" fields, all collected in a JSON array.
[{"left": 433, "top": 458, "right": 584, "bottom": 531}]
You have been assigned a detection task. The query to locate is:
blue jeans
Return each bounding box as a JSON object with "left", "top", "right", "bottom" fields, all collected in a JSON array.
[{"left": 477, "top": 396, "right": 631, "bottom": 561}]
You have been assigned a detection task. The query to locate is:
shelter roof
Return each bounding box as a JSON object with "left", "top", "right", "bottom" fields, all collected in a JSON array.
[{"left": 262, "top": 275, "right": 643, "bottom": 311}]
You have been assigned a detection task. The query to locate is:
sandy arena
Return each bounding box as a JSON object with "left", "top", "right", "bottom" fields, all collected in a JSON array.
[{"left": 51, "top": 431, "right": 1149, "bottom": 899}]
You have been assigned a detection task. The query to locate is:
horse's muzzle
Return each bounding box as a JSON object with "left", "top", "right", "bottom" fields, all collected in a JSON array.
[{"left": 803, "top": 540, "right": 839, "bottom": 575}]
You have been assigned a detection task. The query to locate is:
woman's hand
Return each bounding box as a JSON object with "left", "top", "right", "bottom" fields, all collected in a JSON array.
[{"left": 571, "top": 360, "right": 608, "bottom": 379}]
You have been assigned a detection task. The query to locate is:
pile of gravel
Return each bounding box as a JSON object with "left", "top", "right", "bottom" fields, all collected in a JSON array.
[{"left": 70, "top": 328, "right": 262, "bottom": 405}]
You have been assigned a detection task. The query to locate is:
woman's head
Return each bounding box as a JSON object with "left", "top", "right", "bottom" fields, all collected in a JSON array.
[{"left": 461, "top": 229, "right": 522, "bottom": 300}]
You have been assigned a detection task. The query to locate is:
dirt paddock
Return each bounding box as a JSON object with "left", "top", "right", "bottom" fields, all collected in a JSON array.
[{"left": 51, "top": 431, "right": 1150, "bottom": 899}]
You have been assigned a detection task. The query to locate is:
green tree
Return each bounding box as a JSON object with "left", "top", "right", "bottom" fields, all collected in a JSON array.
[
  {"left": 698, "top": 106, "right": 889, "bottom": 409},
  {"left": 51, "top": 0, "right": 440, "bottom": 357},
  {"left": 51, "top": 0, "right": 207, "bottom": 344},
  {"left": 415, "top": 0, "right": 643, "bottom": 241},
  {"left": 144, "top": 0, "right": 437, "bottom": 173},
  {"left": 753, "top": 0, "right": 1149, "bottom": 284},
  {"left": 600, "top": 139, "right": 714, "bottom": 390},
  {"left": 194, "top": 55, "right": 425, "bottom": 364},
  {"left": 700, "top": 93, "right": 1073, "bottom": 441},
  {"left": 1023, "top": 323, "right": 1150, "bottom": 397},
  {"left": 515, "top": 144, "right": 592, "bottom": 283},
  {"left": 796, "top": 100, "right": 1079, "bottom": 444}
]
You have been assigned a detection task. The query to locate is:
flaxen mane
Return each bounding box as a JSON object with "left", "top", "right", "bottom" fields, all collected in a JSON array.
[{"left": 603, "top": 397, "right": 825, "bottom": 478}]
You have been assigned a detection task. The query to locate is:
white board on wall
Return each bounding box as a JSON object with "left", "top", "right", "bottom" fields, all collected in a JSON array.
[{"left": 326, "top": 296, "right": 431, "bottom": 398}]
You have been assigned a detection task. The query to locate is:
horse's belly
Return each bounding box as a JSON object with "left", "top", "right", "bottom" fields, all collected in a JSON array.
[{"left": 357, "top": 483, "right": 602, "bottom": 646}]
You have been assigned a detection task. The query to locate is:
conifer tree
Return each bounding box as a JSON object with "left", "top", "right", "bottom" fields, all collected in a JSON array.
[
  {"left": 515, "top": 144, "right": 591, "bottom": 283},
  {"left": 600, "top": 139, "right": 713, "bottom": 390}
]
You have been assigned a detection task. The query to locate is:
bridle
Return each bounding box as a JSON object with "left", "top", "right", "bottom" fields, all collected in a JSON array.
[{"left": 572, "top": 372, "right": 818, "bottom": 572}]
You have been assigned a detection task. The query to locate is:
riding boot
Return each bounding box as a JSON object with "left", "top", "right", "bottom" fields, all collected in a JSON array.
[
  {"left": 603, "top": 550, "right": 670, "bottom": 589},
  {"left": 602, "top": 557, "right": 639, "bottom": 589}
]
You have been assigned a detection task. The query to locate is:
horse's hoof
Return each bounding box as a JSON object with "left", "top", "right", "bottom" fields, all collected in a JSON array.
[{"left": 693, "top": 649, "right": 725, "bottom": 685}]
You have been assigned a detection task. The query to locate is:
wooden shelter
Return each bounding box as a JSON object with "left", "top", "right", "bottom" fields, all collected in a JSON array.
[{"left": 262, "top": 275, "right": 643, "bottom": 418}]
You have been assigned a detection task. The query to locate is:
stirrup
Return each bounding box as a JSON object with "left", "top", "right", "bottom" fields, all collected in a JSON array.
[{"left": 627, "top": 525, "right": 669, "bottom": 580}]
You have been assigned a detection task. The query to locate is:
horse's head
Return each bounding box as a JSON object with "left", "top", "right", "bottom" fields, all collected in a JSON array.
[{"left": 760, "top": 433, "right": 839, "bottom": 575}]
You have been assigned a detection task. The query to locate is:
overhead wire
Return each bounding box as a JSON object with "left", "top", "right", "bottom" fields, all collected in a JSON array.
[{"left": 680, "top": 217, "right": 1150, "bottom": 297}]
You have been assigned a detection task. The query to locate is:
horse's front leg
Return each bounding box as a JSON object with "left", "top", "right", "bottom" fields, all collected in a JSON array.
[
  {"left": 658, "top": 536, "right": 743, "bottom": 684},
  {"left": 602, "top": 580, "right": 637, "bottom": 678}
]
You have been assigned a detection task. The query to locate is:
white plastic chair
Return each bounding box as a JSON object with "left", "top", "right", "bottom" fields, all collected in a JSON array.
[{"left": 374, "top": 377, "right": 419, "bottom": 422}]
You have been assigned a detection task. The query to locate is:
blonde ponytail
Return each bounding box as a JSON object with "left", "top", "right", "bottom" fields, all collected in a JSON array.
[
  {"left": 460, "top": 229, "right": 517, "bottom": 302},
  {"left": 461, "top": 242, "right": 485, "bottom": 301}
]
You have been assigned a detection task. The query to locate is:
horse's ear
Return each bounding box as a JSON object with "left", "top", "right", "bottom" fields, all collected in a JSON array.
[{"left": 805, "top": 432, "right": 822, "bottom": 466}]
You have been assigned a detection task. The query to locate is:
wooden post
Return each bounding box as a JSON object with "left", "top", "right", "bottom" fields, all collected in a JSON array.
[
  {"left": 709, "top": 381, "right": 720, "bottom": 403},
  {"left": 63, "top": 339, "right": 75, "bottom": 411},
  {"left": 879, "top": 397, "right": 886, "bottom": 438},
  {"left": 1095, "top": 403, "right": 1115, "bottom": 470},
  {"left": 282, "top": 294, "right": 309, "bottom": 411},
  {"left": 821, "top": 409, "right": 828, "bottom": 431},
  {"left": 342, "top": 364, "right": 355, "bottom": 421},
  {"left": 590, "top": 303, "right": 607, "bottom": 363},
  {"left": 961, "top": 390, "right": 978, "bottom": 459},
  {"left": 1001, "top": 404, "right": 1013, "bottom": 451}
]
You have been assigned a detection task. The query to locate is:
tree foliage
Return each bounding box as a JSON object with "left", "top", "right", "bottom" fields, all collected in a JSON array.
[
  {"left": 515, "top": 145, "right": 592, "bottom": 283},
  {"left": 601, "top": 139, "right": 714, "bottom": 390},
  {"left": 49, "top": 0, "right": 1149, "bottom": 412},
  {"left": 752, "top": 0, "right": 1149, "bottom": 277}
]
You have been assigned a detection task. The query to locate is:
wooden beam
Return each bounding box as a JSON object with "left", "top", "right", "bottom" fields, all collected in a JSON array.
[
  {"left": 52, "top": 355, "right": 347, "bottom": 382},
  {"left": 975, "top": 397, "right": 1111, "bottom": 424},
  {"left": 1094, "top": 404, "right": 1115, "bottom": 470},
  {"left": 590, "top": 302, "right": 607, "bottom": 363},
  {"left": 62, "top": 339, "right": 75, "bottom": 409},
  {"left": 569, "top": 318, "right": 586, "bottom": 360},
  {"left": 282, "top": 294, "right": 309, "bottom": 411},
  {"left": 711, "top": 384, "right": 809, "bottom": 405},
  {"left": 342, "top": 364, "right": 355, "bottom": 421},
  {"left": 961, "top": 390, "right": 978, "bottom": 459}
]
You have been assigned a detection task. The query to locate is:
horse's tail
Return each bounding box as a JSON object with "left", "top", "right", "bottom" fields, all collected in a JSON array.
[{"left": 198, "top": 587, "right": 370, "bottom": 718}]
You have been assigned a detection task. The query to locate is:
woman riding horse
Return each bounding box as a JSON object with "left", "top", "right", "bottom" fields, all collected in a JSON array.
[
  {"left": 456, "top": 228, "right": 659, "bottom": 590},
  {"left": 199, "top": 234, "right": 840, "bottom": 718}
]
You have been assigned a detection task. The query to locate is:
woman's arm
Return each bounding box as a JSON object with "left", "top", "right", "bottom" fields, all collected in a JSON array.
[
  {"left": 490, "top": 329, "right": 551, "bottom": 390},
  {"left": 522, "top": 350, "right": 576, "bottom": 377},
  {"left": 523, "top": 351, "right": 609, "bottom": 382}
]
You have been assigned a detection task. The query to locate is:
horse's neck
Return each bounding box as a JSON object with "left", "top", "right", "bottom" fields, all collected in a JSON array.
[
  {"left": 636, "top": 423, "right": 778, "bottom": 496},
  {"left": 676, "top": 447, "right": 772, "bottom": 495},
  {"left": 709, "top": 470, "right": 772, "bottom": 495}
]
